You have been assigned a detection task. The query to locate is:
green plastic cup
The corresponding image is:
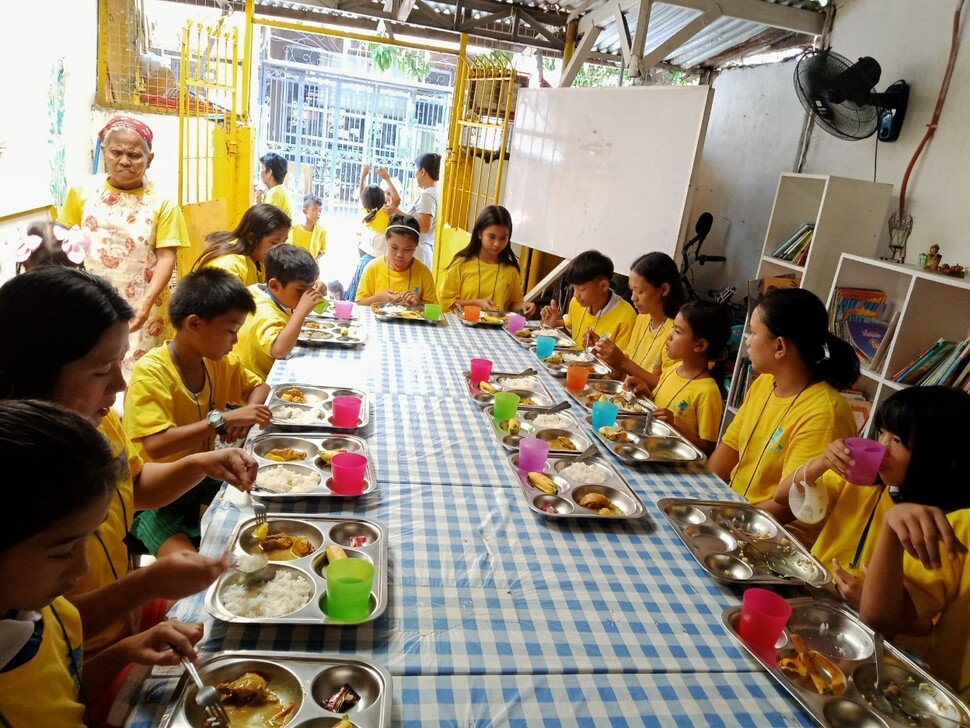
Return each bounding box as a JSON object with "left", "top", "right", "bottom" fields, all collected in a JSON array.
[
  {"left": 324, "top": 558, "right": 374, "bottom": 621},
  {"left": 313, "top": 298, "right": 331, "bottom": 314},
  {"left": 492, "top": 391, "right": 520, "bottom": 422},
  {"left": 424, "top": 303, "right": 442, "bottom": 321}
]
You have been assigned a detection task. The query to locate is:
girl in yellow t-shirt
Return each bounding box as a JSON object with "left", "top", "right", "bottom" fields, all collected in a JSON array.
[
  {"left": 593, "top": 252, "right": 686, "bottom": 391},
  {"left": 194, "top": 203, "right": 291, "bottom": 286},
  {"left": 771, "top": 386, "right": 970, "bottom": 609},
  {"left": 650, "top": 301, "right": 731, "bottom": 455},
  {"left": 356, "top": 214, "right": 437, "bottom": 305},
  {"left": 709, "top": 288, "right": 858, "bottom": 520},
  {"left": 437, "top": 205, "right": 536, "bottom": 316},
  {"left": 345, "top": 165, "right": 401, "bottom": 301},
  {"left": 0, "top": 400, "right": 203, "bottom": 728}
]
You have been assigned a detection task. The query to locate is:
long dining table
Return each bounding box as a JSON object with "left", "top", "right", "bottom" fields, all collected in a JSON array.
[{"left": 128, "top": 309, "right": 813, "bottom": 727}]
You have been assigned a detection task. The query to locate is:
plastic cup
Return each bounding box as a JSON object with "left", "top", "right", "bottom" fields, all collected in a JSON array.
[
  {"left": 464, "top": 304, "right": 481, "bottom": 323},
  {"left": 334, "top": 300, "right": 353, "bottom": 319},
  {"left": 331, "top": 395, "right": 362, "bottom": 428},
  {"left": 469, "top": 358, "right": 493, "bottom": 384},
  {"left": 535, "top": 335, "right": 557, "bottom": 360},
  {"left": 324, "top": 558, "right": 374, "bottom": 621},
  {"left": 844, "top": 437, "right": 887, "bottom": 485},
  {"left": 565, "top": 365, "right": 591, "bottom": 393},
  {"left": 507, "top": 313, "right": 526, "bottom": 333},
  {"left": 330, "top": 452, "right": 367, "bottom": 494},
  {"left": 492, "top": 391, "right": 520, "bottom": 422},
  {"left": 424, "top": 303, "right": 442, "bottom": 321},
  {"left": 518, "top": 436, "right": 551, "bottom": 472},
  {"left": 591, "top": 400, "right": 620, "bottom": 431},
  {"left": 738, "top": 588, "right": 792, "bottom": 651},
  {"left": 313, "top": 299, "right": 331, "bottom": 315}
]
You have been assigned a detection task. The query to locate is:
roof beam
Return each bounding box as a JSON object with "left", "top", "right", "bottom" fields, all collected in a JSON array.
[
  {"left": 638, "top": 3, "right": 719, "bottom": 68},
  {"left": 518, "top": 8, "right": 565, "bottom": 47},
  {"left": 626, "top": 0, "right": 652, "bottom": 76},
  {"left": 560, "top": 24, "right": 601, "bottom": 86}
]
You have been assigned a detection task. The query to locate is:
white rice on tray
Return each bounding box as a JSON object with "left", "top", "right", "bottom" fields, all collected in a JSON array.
[
  {"left": 221, "top": 570, "right": 313, "bottom": 617},
  {"left": 560, "top": 462, "right": 610, "bottom": 485},
  {"left": 498, "top": 376, "right": 538, "bottom": 390},
  {"left": 563, "top": 351, "right": 596, "bottom": 364},
  {"left": 273, "top": 405, "right": 324, "bottom": 423},
  {"left": 256, "top": 465, "right": 321, "bottom": 494},
  {"left": 530, "top": 413, "right": 573, "bottom": 429}
]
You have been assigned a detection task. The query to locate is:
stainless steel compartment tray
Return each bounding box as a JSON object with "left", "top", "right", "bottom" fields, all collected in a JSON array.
[
  {"left": 161, "top": 650, "right": 392, "bottom": 728},
  {"left": 502, "top": 322, "right": 577, "bottom": 349},
  {"left": 461, "top": 370, "right": 559, "bottom": 410},
  {"left": 722, "top": 597, "right": 970, "bottom": 728},
  {"left": 370, "top": 303, "right": 439, "bottom": 324},
  {"left": 266, "top": 384, "right": 370, "bottom": 430},
  {"left": 249, "top": 432, "right": 377, "bottom": 498},
  {"left": 483, "top": 405, "right": 589, "bottom": 454},
  {"left": 299, "top": 319, "right": 366, "bottom": 348},
  {"left": 455, "top": 307, "right": 507, "bottom": 326},
  {"left": 566, "top": 379, "right": 655, "bottom": 415},
  {"left": 536, "top": 351, "right": 612, "bottom": 379},
  {"left": 588, "top": 415, "right": 706, "bottom": 464},
  {"left": 509, "top": 453, "right": 647, "bottom": 520},
  {"left": 658, "top": 498, "right": 830, "bottom": 587},
  {"left": 204, "top": 514, "right": 387, "bottom": 625}
]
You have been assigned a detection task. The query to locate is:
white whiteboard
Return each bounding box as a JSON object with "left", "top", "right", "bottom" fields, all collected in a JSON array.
[{"left": 504, "top": 86, "right": 712, "bottom": 270}]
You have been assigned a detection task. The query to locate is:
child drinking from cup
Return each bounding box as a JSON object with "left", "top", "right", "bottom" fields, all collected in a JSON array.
[
  {"left": 291, "top": 193, "right": 327, "bottom": 259},
  {"left": 593, "top": 252, "right": 686, "bottom": 391},
  {"left": 12, "top": 221, "right": 90, "bottom": 274},
  {"left": 355, "top": 214, "right": 437, "bottom": 305},
  {"left": 194, "top": 203, "right": 290, "bottom": 286},
  {"left": 650, "top": 301, "right": 731, "bottom": 455},
  {"left": 437, "top": 205, "right": 536, "bottom": 316},
  {"left": 772, "top": 386, "right": 970, "bottom": 609},
  {"left": 125, "top": 268, "right": 271, "bottom": 556},
  {"left": 540, "top": 250, "right": 636, "bottom": 348},
  {"left": 0, "top": 400, "right": 203, "bottom": 727},
  {"left": 235, "top": 245, "right": 325, "bottom": 380}
]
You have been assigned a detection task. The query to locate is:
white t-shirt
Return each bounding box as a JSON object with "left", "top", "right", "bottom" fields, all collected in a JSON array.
[{"left": 408, "top": 185, "right": 438, "bottom": 264}]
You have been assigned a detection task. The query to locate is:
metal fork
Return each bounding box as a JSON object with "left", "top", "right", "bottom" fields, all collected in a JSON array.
[
  {"left": 248, "top": 493, "right": 267, "bottom": 526},
  {"left": 173, "top": 647, "right": 231, "bottom": 728}
]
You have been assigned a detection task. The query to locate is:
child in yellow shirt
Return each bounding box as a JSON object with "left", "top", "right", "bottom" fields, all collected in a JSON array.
[
  {"left": 356, "top": 214, "right": 437, "bottom": 305},
  {"left": 540, "top": 250, "right": 637, "bottom": 349},
  {"left": 345, "top": 165, "right": 401, "bottom": 301},
  {"left": 126, "top": 268, "right": 272, "bottom": 556},
  {"left": 236, "top": 245, "right": 325, "bottom": 380},
  {"left": 259, "top": 151, "right": 292, "bottom": 218},
  {"left": 594, "top": 252, "right": 686, "bottom": 391},
  {"left": 649, "top": 301, "right": 731, "bottom": 455},
  {"left": 291, "top": 194, "right": 327, "bottom": 258},
  {"left": 437, "top": 205, "right": 536, "bottom": 315},
  {"left": 0, "top": 400, "right": 203, "bottom": 728},
  {"left": 194, "top": 203, "right": 291, "bottom": 286}
]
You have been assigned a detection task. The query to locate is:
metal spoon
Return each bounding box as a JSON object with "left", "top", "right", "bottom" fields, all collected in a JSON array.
[
  {"left": 871, "top": 633, "right": 894, "bottom": 714},
  {"left": 514, "top": 367, "right": 538, "bottom": 377},
  {"left": 535, "top": 401, "right": 572, "bottom": 414},
  {"left": 574, "top": 444, "right": 600, "bottom": 464}
]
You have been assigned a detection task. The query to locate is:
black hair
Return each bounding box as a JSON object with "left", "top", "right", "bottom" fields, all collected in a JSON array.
[
  {"left": 302, "top": 194, "right": 322, "bottom": 208},
  {"left": 194, "top": 204, "right": 291, "bottom": 271},
  {"left": 16, "top": 221, "right": 87, "bottom": 274},
  {"left": 265, "top": 244, "right": 319, "bottom": 287},
  {"left": 360, "top": 185, "right": 386, "bottom": 225},
  {"left": 259, "top": 152, "right": 288, "bottom": 185},
  {"left": 385, "top": 213, "right": 420, "bottom": 246},
  {"left": 757, "top": 288, "right": 860, "bottom": 390},
  {"left": 631, "top": 252, "right": 686, "bottom": 319},
  {"left": 415, "top": 152, "right": 441, "bottom": 181},
  {"left": 872, "top": 386, "right": 970, "bottom": 510},
  {"left": 0, "top": 400, "right": 120, "bottom": 551},
  {"left": 679, "top": 300, "right": 733, "bottom": 397},
  {"left": 0, "top": 268, "right": 133, "bottom": 400},
  {"left": 169, "top": 268, "right": 256, "bottom": 328},
  {"left": 327, "top": 280, "right": 345, "bottom": 298},
  {"left": 450, "top": 205, "right": 518, "bottom": 270},
  {"left": 564, "top": 250, "right": 614, "bottom": 286}
]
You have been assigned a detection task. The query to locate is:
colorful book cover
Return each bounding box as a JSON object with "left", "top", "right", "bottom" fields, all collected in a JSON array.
[{"left": 845, "top": 319, "right": 889, "bottom": 362}]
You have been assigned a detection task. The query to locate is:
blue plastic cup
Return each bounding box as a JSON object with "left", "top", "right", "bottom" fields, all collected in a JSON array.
[
  {"left": 535, "top": 335, "right": 557, "bottom": 360},
  {"left": 592, "top": 400, "right": 620, "bottom": 431}
]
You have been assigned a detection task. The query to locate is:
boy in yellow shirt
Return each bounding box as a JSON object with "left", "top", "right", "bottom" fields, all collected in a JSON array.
[
  {"left": 259, "top": 151, "right": 291, "bottom": 218},
  {"left": 125, "top": 268, "right": 272, "bottom": 556},
  {"left": 540, "top": 250, "right": 637, "bottom": 349},
  {"left": 236, "top": 245, "right": 325, "bottom": 380},
  {"left": 291, "top": 194, "right": 327, "bottom": 259}
]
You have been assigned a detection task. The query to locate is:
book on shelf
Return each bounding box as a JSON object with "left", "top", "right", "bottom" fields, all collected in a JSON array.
[
  {"left": 841, "top": 390, "right": 872, "bottom": 435},
  {"left": 867, "top": 311, "right": 900, "bottom": 373},
  {"left": 746, "top": 275, "right": 800, "bottom": 316},
  {"left": 770, "top": 223, "right": 814, "bottom": 262},
  {"left": 830, "top": 288, "right": 891, "bottom": 366},
  {"left": 728, "top": 358, "right": 759, "bottom": 409},
  {"left": 891, "top": 340, "right": 957, "bottom": 385}
]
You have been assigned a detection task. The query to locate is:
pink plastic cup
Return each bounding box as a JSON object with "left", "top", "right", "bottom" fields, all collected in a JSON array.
[
  {"left": 331, "top": 395, "right": 362, "bottom": 428},
  {"left": 330, "top": 452, "right": 368, "bottom": 494},
  {"left": 844, "top": 437, "right": 886, "bottom": 485},
  {"left": 517, "top": 436, "right": 551, "bottom": 472},
  {"left": 334, "top": 300, "right": 354, "bottom": 319},
  {"left": 469, "top": 358, "right": 493, "bottom": 384},
  {"left": 738, "top": 588, "right": 792, "bottom": 651},
  {"left": 507, "top": 314, "right": 526, "bottom": 333}
]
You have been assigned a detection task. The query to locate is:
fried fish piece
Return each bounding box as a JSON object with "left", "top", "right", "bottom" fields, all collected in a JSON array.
[
  {"left": 578, "top": 492, "right": 614, "bottom": 512},
  {"left": 290, "top": 536, "right": 314, "bottom": 557},
  {"left": 551, "top": 436, "right": 577, "bottom": 450},
  {"left": 216, "top": 672, "right": 278, "bottom": 705},
  {"left": 259, "top": 533, "right": 294, "bottom": 551},
  {"left": 265, "top": 447, "right": 308, "bottom": 462},
  {"left": 279, "top": 387, "right": 306, "bottom": 403}
]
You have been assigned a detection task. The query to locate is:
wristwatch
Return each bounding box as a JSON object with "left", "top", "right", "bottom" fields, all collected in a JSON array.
[{"left": 207, "top": 409, "right": 227, "bottom": 435}]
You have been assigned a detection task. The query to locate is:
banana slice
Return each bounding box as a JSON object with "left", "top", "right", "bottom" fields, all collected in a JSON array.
[
  {"left": 503, "top": 418, "right": 520, "bottom": 434},
  {"left": 326, "top": 544, "right": 348, "bottom": 562},
  {"left": 318, "top": 448, "right": 346, "bottom": 464},
  {"left": 528, "top": 472, "right": 559, "bottom": 494},
  {"left": 478, "top": 381, "right": 498, "bottom": 394}
]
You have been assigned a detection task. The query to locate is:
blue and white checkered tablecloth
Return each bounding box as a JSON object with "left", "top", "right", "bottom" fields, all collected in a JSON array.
[{"left": 126, "top": 307, "right": 815, "bottom": 727}]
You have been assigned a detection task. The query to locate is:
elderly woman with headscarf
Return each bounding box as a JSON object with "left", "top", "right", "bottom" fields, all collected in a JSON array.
[{"left": 59, "top": 116, "right": 189, "bottom": 373}]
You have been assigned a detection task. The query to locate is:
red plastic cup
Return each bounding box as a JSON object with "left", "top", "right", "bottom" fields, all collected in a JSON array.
[
  {"left": 565, "top": 365, "right": 591, "bottom": 393},
  {"left": 738, "top": 588, "right": 792, "bottom": 651},
  {"left": 331, "top": 395, "right": 362, "bottom": 428},
  {"left": 330, "top": 452, "right": 368, "bottom": 494},
  {"left": 469, "top": 358, "right": 493, "bottom": 384},
  {"left": 844, "top": 437, "right": 887, "bottom": 485}
]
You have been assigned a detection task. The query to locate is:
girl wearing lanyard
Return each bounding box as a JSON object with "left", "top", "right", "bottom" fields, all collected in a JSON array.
[
  {"left": 194, "top": 203, "right": 291, "bottom": 286},
  {"left": 771, "top": 386, "right": 970, "bottom": 610},
  {"left": 356, "top": 214, "right": 438, "bottom": 306},
  {"left": 709, "top": 288, "right": 858, "bottom": 544},
  {"left": 593, "top": 252, "right": 685, "bottom": 391}
]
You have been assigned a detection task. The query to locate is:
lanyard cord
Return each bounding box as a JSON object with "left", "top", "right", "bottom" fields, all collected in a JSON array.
[
  {"left": 850, "top": 485, "right": 887, "bottom": 569},
  {"left": 476, "top": 258, "right": 499, "bottom": 303},
  {"left": 264, "top": 285, "right": 289, "bottom": 313},
  {"left": 738, "top": 382, "right": 808, "bottom": 498},
  {"left": 386, "top": 258, "right": 414, "bottom": 293},
  {"left": 169, "top": 343, "right": 215, "bottom": 451},
  {"left": 93, "top": 488, "right": 128, "bottom": 581},
  {"left": 49, "top": 603, "right": 88, "bottom": 719},
  {"left": 656, "top": 367, "right": 703, "bottom": 411},
  {"left": 632, "top": 316, "right": 666, "bottom": 367},
  {"left": 576, "top": 296, "right": 608, "bottom": 338}
]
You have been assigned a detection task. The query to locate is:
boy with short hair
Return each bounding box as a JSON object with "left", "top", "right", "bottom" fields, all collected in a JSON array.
[
  {"left": 236, "top": 245, "right": 325, "bottom": 380},
  {"left": 125, "top": 268, "right": 272, "bottom": 556},
  {"left": 540, "top": 249, "right": 637, "bottom": 349},
  {"left": 259, "top": 152, "right": 291, "bottom": 218},
  {"left": 291, "top": 193, "right": 328, "bottom": 258}
]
